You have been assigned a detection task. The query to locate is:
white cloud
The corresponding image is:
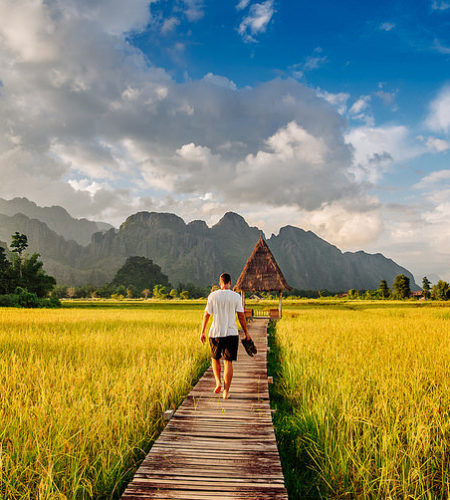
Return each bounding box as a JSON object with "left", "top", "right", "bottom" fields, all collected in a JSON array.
[
  {"left": 379, "top": 22, "right": 395, "bottom": 31},
  {"left": 433, "top": 38, "right": 450, "bottom": 54},
  {"left": 161, "top": 16, "right": 180, "bottom": 34},
  {"left": 374, "top": 89, "right": 396, "bottom": 106},
  {"left": 345, "top": 125, "right": 422, "bottom": 183},
  {"left": 3, "top": 0, "right": 450, "bottom": 280},
  {"left": 238, "top": 0, "right": 274, "bottom": 42},
  {"left": 290, "top": 50, "right": 328, "bottom": 80},
  {"left": 426, "top": 86, "right": 450, "bottom": 134},
  {"left": 303, "top": 55, "right": 327, "bottom": 71},
  {"left": 57, "top": 0, "right": 154, "bottom": 36},
  {"left": 176, "top": 143, "right": 214, "bottom": 165},
  {"left": 0, "top": 0, "right": 363, "bottom": 224},
  {"left": 415, "top": 169, "right": 450, "bottom": 188},
  {"left": 0, "top": 0, "right": 58, "bottom": 62},
  {"left": 202, "top": 73, "right": 237, "bottom": 90},
  {"left": 348, "top": 96, "right": 374, "bottom": 125},
  {"left": 183, "top": 0, "right": 204, "bottom": 21},
  {"left": 229, "top": 121, "right": 360, "bottom": 210},
  {"left": 424, "top": 136, "right": 450, "bottom": 152},
  {"left": 349, "top": 95, "right": 371, "bottom": 114},
  {"left": 316, "top": 89, "right": 350, "bottom": 115},
  {"left": 301, "top": 201, "right": 383, "bottom": 249},
  {"left": 68, "top": 178, "right": 105, "bottom": 196},
  {"left": 236, "top": 0, "right": 251, "bottom": 10},
  {"left": 431, "top": 0, "right": 450, "bottom": 10}
]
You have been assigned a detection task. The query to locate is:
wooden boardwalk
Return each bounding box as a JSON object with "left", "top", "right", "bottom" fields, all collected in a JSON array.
[{"left": 121, "top": 318, "right": 288, "bottom": 499}]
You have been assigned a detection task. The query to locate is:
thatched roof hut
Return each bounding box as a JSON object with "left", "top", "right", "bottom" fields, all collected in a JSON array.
[
  {"left": 234, "top": 235, "right": 291, "bottom": 292},
  {"left": 234, "top": 235, "right": 291, "bottom": 318}
]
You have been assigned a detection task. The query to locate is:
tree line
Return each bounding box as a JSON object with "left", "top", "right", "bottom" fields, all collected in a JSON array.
[
  {"left": 2, "top": 233, "right": 450, "bottom": 304},
  {"left": 52, "top": 256, "right": 210, "bottom": 300},
  {"left": 0, "top": 233, "right": 59, "bottom": 307},
  {"left": 346, "top": 275, "right": 450, "bottom": 300}
]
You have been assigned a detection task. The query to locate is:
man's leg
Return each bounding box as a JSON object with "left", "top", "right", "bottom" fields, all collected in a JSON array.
[
  {"left": 223, "top": 360, "right": 233, "bottom": 399},
  {"left": 211, "top": 358, "right": 222, "bottom": 393}
]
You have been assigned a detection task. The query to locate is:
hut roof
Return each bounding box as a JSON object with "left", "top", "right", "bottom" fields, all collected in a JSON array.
[{"left": 234, "top": 235, "right": 292, "bottom": 292}]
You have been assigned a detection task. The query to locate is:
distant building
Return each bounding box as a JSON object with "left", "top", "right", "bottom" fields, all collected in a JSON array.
[{"left": 410, "top": 290, "right": 423, "bottom": 298}]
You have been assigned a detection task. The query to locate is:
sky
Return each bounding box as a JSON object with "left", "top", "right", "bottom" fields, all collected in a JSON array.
[{"left": 0, "top": 0, "right": 449, "bottom": 282}]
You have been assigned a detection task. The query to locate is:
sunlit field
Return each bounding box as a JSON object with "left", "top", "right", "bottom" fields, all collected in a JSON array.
[
  {"left": 0, "top": 304, "right": 209, "bottom": 499},
  {"left": 270, "top": 301, "right": 450, "bottom": 499}
]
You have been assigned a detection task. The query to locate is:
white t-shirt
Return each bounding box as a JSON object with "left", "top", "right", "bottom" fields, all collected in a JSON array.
[{"left": 205, "top": 289, "right": 244, "bottom": 338}]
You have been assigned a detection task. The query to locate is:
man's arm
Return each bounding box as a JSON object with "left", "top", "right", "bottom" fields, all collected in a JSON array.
[
  {"left": 237, "top": 312, "right": 251, "bottom": 340},
  {"left": 200, "top": 311, "right": 210, "bottom": 344}
]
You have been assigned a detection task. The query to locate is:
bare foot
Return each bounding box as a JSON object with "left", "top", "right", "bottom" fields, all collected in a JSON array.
[
  {"left": 222, "top": 389, "right": 230, "bottom": 399},
  {"left": 214, "top": 384, "right": 222, "bottom": 394}
]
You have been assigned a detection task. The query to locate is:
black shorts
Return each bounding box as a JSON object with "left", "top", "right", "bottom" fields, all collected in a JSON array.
[{"left": 209, "top": 336, "right": 239, "bottom": 361}]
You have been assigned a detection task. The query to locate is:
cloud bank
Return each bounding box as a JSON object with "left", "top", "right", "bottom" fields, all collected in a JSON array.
[
  {"left": 0, "top": 0, "right": 371, "bottom": 229},
  {"left": 1, "top": 0, "right": 450, "bottom": 281}
]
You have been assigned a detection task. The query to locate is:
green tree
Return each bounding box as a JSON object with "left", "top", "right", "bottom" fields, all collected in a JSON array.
[
  {"left": 10, "top": 232, "right": 28, "bottom": 278},
  {"left": 364, "top": 290, "right": 378, "bottom": 300},
  {"left": 9, "top": 252, "right": 56, "bottom": 297},
  {"left": 0, "top": 246, "right": 12, "bottom": 294},
  {"left": 126, "top": 285, "right": 137, "bottom": 298},
  {"left": 153, "top": 284, "right": 168, "bottom": 299},
  {"left": 177, "top": 282, "right": 207, "bottom": 299},
  {"left": 180, "top": 290, "right": 189, "bottom": 299},
  {"left": 112, "top": 256, "right": 169, "bottom": 293},
  {"left": 51, "top": 285, "right": 68, "bottom": 299},
  {"left": 422, "top": 276, "right": 431, "bottom": 300},
  {"left": 114, "top": 284, "right": 127, "bottom": 297},
  {"left": 96, "top": 282, "right": 115, "bottom": 298},
  {"left": 379, "top": 280, "right": 390, "bottom": 299},
  {"left": 431, "top": 280, "right": 450, "bottom": 300},
  {"left": 393, "top": 274, "right": 410, "bottom": 299},
  {"left": 10, "top": 232, "right": 28, "bottom": 257},
  {"left": 169, "top": 288, "right": 178, "bottom": 299},
  {"left": 348, "top": 289, "right": 359, "bottom": 299}
]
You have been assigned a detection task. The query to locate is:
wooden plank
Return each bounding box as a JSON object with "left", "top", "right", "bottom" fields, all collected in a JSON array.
[{"left": 121, "top": 318, "right": 288, "bottom": 499}]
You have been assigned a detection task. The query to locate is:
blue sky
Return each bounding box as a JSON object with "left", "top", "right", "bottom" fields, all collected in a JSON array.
[
  {"left": 133, "top": 1, "right": 450, "bottom": 95},
  {"left": 0, "top": 0, "right": 449, "bottom": 282}
]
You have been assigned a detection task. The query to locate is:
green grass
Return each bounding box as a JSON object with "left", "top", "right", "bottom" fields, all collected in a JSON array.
[
  {"left": 0, "top": 305, "right": 209, "bottom": 499},
  {"left": 270, "top": 302, "right": 450, "bottom": 499}
]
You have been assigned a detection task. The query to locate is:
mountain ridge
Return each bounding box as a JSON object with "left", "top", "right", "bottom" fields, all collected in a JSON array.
[
  {"left": 0, "top": 199, "right": 418, "bottom": 290},
  {"left": 0, "top": 197, "right": 113, "bottom": 245}
]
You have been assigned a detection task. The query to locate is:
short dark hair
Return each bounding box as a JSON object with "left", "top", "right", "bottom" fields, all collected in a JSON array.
[{"left": 220, "top": 273, "right": 231, "bottom": 284}]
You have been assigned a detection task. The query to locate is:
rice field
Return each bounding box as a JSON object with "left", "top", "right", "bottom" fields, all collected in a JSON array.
[
  {"left": 3, "top": 300, "right": 450, "bottom": 499},
  {"left": 0, "top": 304, "right": 209, "bottom": 499},
  {"left": 270, "top": 301, "right": 450, "bottom": 499}
]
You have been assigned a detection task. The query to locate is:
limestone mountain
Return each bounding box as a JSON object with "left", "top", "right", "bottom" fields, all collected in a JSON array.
[
  {"left": 81, "top": 211, "right": 418, "bottom": 290},
  {"left": 0, "top": 197, "right": 113, "bottom": 245},
  {"left": 0, "top": 206, "right": 418, "bottom": 290}
]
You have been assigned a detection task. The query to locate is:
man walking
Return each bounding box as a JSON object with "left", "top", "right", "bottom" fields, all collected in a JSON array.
[{"left": 200, "top": 273, "right": 252, "bottom": 399}]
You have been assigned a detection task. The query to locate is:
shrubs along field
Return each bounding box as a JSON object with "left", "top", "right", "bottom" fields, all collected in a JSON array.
[
  {"left": 270, "top": 302, "right": 450, "bottom": 499},
  {"left": 0, "top": 305, "right": 209, "bottom": 499}
]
